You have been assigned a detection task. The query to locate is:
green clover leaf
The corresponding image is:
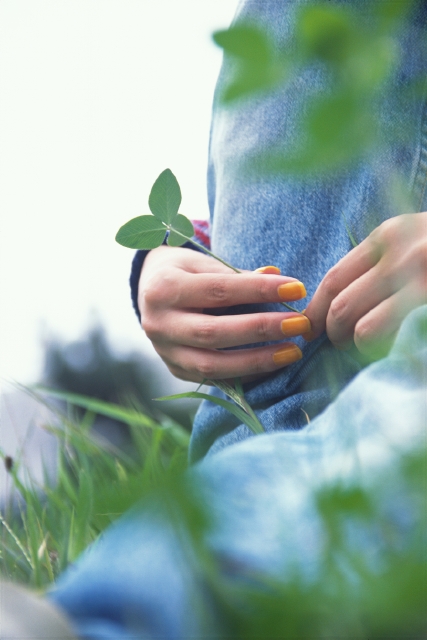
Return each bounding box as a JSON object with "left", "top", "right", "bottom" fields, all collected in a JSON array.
[
  {"left": 167, "top": 214, "right": 194, "bottom": 246},
  {"left": 148, "top": 168, "right": 182, "bottom": 224},
  {"left": 115, "top": 215, "right": 167, "bottom": 249}
]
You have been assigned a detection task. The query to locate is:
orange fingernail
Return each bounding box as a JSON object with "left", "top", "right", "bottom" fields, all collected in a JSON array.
[
  {"left": 281, "top": 316, "right": 311, "bottom": 337},
  {"left": 255, "top": 265, "right": 281, "bottom": 274},
  {"left": 277, "top": 281, "right": 307, "bottom": 301},
  {"left": 272, "top": 344, "right": 303, "bottom": 366}
]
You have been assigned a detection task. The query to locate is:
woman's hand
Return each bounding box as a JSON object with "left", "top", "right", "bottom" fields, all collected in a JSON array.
[
  {"left": 138, "top": 246, "right": 311, "bottom": 382},
  {"left": 304, "top": 212, "right": 427, "bottom": 357}
]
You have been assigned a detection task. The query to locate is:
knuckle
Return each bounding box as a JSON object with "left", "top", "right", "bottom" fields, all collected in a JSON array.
[
  {"left": 140, "top": 316, "right": 159, "bottom": 340},
  {"left": 321, "top": 266, "right": 342, "bottom": 300},
  {"left": 195, "top": 355, "right": 218, "bottom": 380},
  {"left": 140, "top": 270, "right": 179, "bottom": 307},
  {"left": 255, "top": 316, "right": 270, "bottom": 340},
  {"left": 329, "top": 293, "right": 351, "bottom": 326},
  {"left": 250, "top": 352, "right": 267, "bottom": 375},
  {"left": 194, "top": 320, "right": 218, "bottom": 347},
  {"left": 373, "top": 217, "right": 399, "bottom": 246},
  {"left": 256, "top": 278, "right": 272, "bottom": 302},
  {"left": 206, "top": 276, "right": 231, "bottom": 304}
]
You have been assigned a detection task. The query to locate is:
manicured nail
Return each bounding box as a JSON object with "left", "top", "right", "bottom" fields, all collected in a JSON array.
[
  {"left": 255, "top": 265, "right": 281, "bottom": 274},
  {"left": 272, "top": 344, "right": 303, "bottom": 366},
  {"left": 277, "top": 281, "right": 306, "bottom": 301},
  {"left": 281, "top": 316, "right": 311, "bottom": 337}
]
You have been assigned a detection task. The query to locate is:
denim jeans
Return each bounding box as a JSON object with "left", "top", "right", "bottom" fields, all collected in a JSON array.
[
  {"left": 50, "top": 1, "right": 427, "bottom": 637},
  {"left": 189, "top": 0, "right": 427, "bottom": 461}
]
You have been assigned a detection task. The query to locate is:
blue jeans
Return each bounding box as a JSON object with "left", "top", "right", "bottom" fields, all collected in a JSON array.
[
  {"left": 190, "top": 0, "right": 427, "bottom": 461},
  {"left": 50, "top": 1, "right": 427, "bottom": 637}
]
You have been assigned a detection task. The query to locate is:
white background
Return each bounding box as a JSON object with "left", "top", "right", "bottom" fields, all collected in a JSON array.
[{"left": 0, "top": 1, "right": 237, "bottom": 386}]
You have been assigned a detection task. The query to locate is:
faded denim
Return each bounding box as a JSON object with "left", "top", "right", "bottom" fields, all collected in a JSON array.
[{"left": 190, "top": 0, "right": 427, "bottom": 461}]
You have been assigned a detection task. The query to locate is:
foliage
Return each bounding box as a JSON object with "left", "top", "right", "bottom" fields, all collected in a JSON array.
[
  {"left": 156, "top": 377, "right": 264, "bottom": 435},
  {"left": 1, "top": 388, "right": 425, "bottom": 637},
  {"left": 213, "top": 1, "right": 417, "bottom": 176},
  {"left": 116, "top": 168, "right": 240, "bottom": 272},
  {"left": 0, "top": 388, "right": 189, "bottom": 588}
]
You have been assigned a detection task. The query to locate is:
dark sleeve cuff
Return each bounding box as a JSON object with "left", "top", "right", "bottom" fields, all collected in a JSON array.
[{"left": 129, "top": 220, "right": 211, "bottom": 323}]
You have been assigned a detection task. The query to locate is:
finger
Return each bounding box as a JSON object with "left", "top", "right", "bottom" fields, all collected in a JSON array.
[
  {"left": 158, "top": 342, "right": 303, "bottom": 382},
  {"left": 161, "top": 311, "right": 311, "bottom": 349},
  {"left": 160, "top": 271, "right": 306, "bottom": 309},
  {"left": 353, "top": 280, "right": 426, "bottom": 357},
  {"left": 305, "top": 236, "right": 381, "bottom": 339},
  {"left": 324, "top": 260, "right": 397, "bottom": 348}
]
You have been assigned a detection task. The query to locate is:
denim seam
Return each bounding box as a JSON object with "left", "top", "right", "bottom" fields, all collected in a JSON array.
[{"left": 412, "top": 95, "right": 427, "bottom": 212}]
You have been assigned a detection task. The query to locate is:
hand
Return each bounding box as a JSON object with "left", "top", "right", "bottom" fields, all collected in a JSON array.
[
  {"left": 138, "top": 246, "right": 311, "bottom": 382},
  {"left": 304, "top": 212, "right": 427, "bottom": 357}
]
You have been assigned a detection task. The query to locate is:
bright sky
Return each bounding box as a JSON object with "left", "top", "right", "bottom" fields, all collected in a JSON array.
[{"left": 0, "top": 1, "right": 237, "bottom": 385}]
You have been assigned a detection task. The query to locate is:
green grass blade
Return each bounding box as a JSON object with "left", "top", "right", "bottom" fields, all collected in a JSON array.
[
  {"left": 35, "top": 387, "right": 190, "bottom": 447},
  {"left": 156, "top": 391, "right": 264, "bottom": 435},
  {"left": 341, "top": 212, "right": 359, "bottom": 248}
]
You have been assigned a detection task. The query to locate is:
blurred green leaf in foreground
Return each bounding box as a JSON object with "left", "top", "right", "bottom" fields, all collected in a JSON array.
[{"left": 213, "top": 1, "right": 418, "bottom": 176}]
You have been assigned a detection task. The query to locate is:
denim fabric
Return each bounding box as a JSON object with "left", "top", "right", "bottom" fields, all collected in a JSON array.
[
  {"left": 50, "top": 305, "right": 427, "bottom": 639},
  {"left": 189, "top": 0, "right": 427, "bottom": 461}
]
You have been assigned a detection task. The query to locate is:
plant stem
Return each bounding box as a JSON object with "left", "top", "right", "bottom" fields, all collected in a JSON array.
[
  {"left": 170, "top": 228, "right": 301, "bottom": 313},
  {"left": 168, "top": 228, "right": 240, "bottom": 272}
]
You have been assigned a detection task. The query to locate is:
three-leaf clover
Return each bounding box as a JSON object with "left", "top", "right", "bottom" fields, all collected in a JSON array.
[
  {"left": 116, "top": 168, "right": 300, "bottom": 307},
  {"left": 115, "top": 169, "right": 195, "bottom": 250}
]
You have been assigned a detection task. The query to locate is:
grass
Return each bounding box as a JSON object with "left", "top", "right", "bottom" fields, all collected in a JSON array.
[
  {"left": 0, "top": 387, "right": 425, "bottom": 638},
  {"left": 0, "top": 387, "right": 189, "bottom": 588}
]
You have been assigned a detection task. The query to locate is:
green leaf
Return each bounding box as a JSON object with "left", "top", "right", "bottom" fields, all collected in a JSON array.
[
  {"left": 298, "top": 5, "right": 354, "bottom": 64},
  {"left": 341, "top": 212, "right": 359, "bottom": 248},
  {"left": 208, "top": 379, "right": 265, "bottom": 434},
  {"left": 212, "top": 24, "right": 284, "bottom": 104},
  {"left": 213, "top": 25, "right": 270, "bottom": 64},
  {"left": 168, "top": 214, "right": 194, "bottom": 246},
  {"left": 207, "top": 379, "right": 247, "bottom": 410},
  {"left": 36, "top": 387, "right": 191, "bottom": 451},
  {"left": 115, "top": 215, "right": 166, "bottom": 249},
  {"left": 156, "top": 391, "right": 264, "bottom": 435},
  {"left": 148, "top": 168, "right": 182, "bottom": 224}
]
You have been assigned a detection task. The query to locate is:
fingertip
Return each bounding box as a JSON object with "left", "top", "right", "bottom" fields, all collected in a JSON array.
[
  {"left": 272, "top": 344, "right": 303, "bottom": 366},
  {"left": 277, "top": 281, "right": 306, "bottom": 301}
]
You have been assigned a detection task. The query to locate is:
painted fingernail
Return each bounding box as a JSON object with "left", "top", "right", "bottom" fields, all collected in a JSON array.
[
  {"left": 255, "top": 265, "right": 281, "bottom": 274},
  {"left": 272, "top": 344, "right": 303, "bottom": 366},
  {"left": 281, "top": 316, "right": 311, "bottom": 337},
  {"left": 277, "top": 281, "right": 306, "bottom": 301}
]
